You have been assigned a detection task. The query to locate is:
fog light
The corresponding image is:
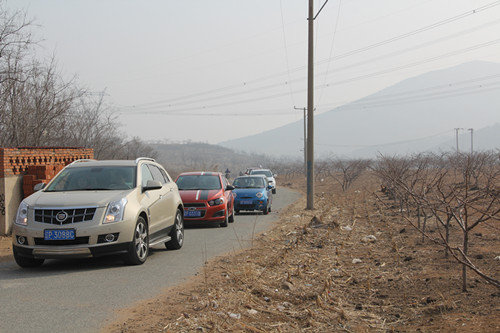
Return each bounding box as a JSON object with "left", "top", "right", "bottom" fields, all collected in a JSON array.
[
  {"left": 104, "top": 233, "right": 115, "bottom": 242},
  {"left": 17, "top": 236, "right": 26, "bottom": 245}
]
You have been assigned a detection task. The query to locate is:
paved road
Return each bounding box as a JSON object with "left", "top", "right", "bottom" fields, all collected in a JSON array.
[{"left": 0, "top": 188, "right": 300, "bottom": 333}]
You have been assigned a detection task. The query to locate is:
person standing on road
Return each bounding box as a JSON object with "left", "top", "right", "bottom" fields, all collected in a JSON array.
[{"left": 225, "top": 168, "right": 231, "bottom": 179}]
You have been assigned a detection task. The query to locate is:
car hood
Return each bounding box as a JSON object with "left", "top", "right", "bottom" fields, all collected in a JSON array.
[
  {"left": 24, "top": 189, "right": 133, "bottom": 208},
  {"left": 179, "top": 189, "right": 223, "bottom": 202},
  {"left": 234, "top": 188, "right": 266, "bottom": 197}
]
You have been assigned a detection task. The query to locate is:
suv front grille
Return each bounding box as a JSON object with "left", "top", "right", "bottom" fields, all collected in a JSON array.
[
  {"left": 184, "top": 203, "right": 206, "bottom": 208},
  {"left": 34, "top": 207, "right": 97, "bottom": 225}
]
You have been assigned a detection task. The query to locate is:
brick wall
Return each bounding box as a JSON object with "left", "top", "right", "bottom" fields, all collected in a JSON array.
[
  {"left": 0, "top": 147, "right": 94, "bottom": 178},
  {"left": 0, "top": 147, "right": 94, "bottom": 198},
  {"left": 0, "top": 147, "right": 94, "bottom": 235}
]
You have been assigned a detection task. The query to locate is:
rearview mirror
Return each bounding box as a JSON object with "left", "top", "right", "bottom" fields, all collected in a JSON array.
[
  {"left": 225, "top": 185, "right": 235, "bottom": 191},
  {"left": 34, "top": 182, "right": 46, "bottom": 191},
  {"left": 143, "top": 180, "right": 162, "bottom": 192}
]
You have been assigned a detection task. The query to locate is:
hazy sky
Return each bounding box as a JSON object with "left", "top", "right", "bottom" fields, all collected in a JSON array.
[{"left": 5, "top": 0, "right": 500, "bottom": 144}]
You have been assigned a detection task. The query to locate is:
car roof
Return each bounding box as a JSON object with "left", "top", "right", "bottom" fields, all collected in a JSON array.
[
  {"left": 250, "top": 169, "right": 271, "bottom": 172},
  {"left": 178, "top": 171, "right": 221, "bottom": 176},
  {"left": 66, "top": 160, "right": 137, "bottom": 168},
  {"left": 236, "top": 174, "right": 267, "bottom": 179}
]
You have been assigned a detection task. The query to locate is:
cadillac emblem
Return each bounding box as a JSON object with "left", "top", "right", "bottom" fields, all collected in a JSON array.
[{"left": 55, "top": 211, "right": 68, "bottom": 223}]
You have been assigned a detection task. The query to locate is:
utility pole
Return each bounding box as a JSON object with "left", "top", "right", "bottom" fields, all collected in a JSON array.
[
  {"left": 306, "top": 0, "right": 315, "bottom": 210},
  {"left": 305, "top": 0, "right": 329, "bottom": 210},
  {"left": 468, "top": 128, "right": 474, "bottom": 154},
  {"left": 294, "top": 106, "right": 307, "bottom": 175},
  {"left": 454, "top": 128, "right": 463, "bottom": 153}
]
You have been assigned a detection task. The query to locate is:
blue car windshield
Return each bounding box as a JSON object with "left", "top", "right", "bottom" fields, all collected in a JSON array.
[{"left": 233, "top": 177, "right": 266, "bottom": 188}]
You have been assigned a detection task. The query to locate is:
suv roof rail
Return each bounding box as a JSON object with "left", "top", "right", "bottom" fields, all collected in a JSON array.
[
  {"left": 135, "top": 157, "right": 156, "bottom": 164},
  {"left": 68, "top": 159, "right": 96, "bottom": 166}
]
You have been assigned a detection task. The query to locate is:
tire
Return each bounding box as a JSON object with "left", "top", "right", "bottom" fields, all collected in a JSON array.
[
  {"left": 220, "top": 212, "right": 229, "bottom": 227},
  {"left": 272, "top": 188, "right": 276, "bottom": 194},
  {"left": 262, "top": 204, "right": 269, "bottom": 215},
  {"left": 268, "top": 206, "right": 272, "bottom": 213},
  {"left": 235, "top": 210, "right": 240, "bottom": 215},
  {"left": 228, "top": 209, "right": 235, "bottom": 223},
  {"left": 125, "top": 217, "right": 149, "bottom": 265},
  {"left": 13, "top": 248, "right": 44, "bottom": 268},
  {"left": 166, "top": 210, "right": 184, "bottom": 250}
]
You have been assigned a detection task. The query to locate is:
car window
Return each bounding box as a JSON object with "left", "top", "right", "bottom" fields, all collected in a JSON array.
[
  {"left": 44, "top": 166, "right": 136, "bottom": 192},
  {"left": 176, "top": 175, "right": 222, "bottom": 190},
  {"left": 141, "top": 164, "right": 155, "bottom": 187},
  {"left": 147, "top": 164, "right": 167, "bottom": 184},
  {"left": 159, "top": 168, "right": 171, "bottom": 183},
  {"left": 250, "top": 170, "right": 272, "bottom": 177},
  {"left": 233, "top": 177, "right": 266, "bottom": 188}
]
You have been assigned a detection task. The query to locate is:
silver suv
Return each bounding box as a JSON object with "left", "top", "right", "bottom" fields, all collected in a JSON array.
[
  {"left": 249, "top": 169, "right": 277, "bottom": 194},
  {"left": 12, "top": 158, "right": 184, "bottom": 267}
]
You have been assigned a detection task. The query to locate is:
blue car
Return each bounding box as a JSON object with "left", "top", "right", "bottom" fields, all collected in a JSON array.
[{"left": 233, "top": 175, "right": 272, "bottom": 214}]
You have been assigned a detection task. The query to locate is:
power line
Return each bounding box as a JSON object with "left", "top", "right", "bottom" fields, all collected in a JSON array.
[
  {"left": 317, "top": 0, "right": 342, "bottom": 106},
  {"left": 119, "top": 37, "right": 500, "bottom": 114},
  {"left": 120, "top": 1, "right": 500, "bottom": 109},
  {"left": 279, "top": 0, "right": 296, "bottom": 108}
]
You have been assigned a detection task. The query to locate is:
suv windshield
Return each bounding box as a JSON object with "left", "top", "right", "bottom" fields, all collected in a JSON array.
[
  {"left": 176, "top": 175, "right": 221, "bottom": 190},
  {"left": 250, "top": 170, "right": 272, "bottom": 177},
  {"left": 44, "top": 166, "right": 136, "bottom": 192},
  {"left": 233, "top": 177, "right": 266, "bottom": 188}
]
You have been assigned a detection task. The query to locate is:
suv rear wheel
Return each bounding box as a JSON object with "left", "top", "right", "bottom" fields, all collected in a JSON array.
[
  {"left": 166, "top": 209, "right": 184, "bottom": 250},
  {"left": 125, "top": 217, "right": 149, "bottom": 265}
]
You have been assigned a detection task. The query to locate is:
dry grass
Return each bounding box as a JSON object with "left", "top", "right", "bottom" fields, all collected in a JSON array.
[{"left": 105, "top": 174, "right": 499, "bottom": 332}]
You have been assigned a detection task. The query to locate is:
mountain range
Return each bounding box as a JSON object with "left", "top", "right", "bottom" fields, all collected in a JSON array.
[{"left": 220, "top": 61, "right": 500, "bottom": 158}]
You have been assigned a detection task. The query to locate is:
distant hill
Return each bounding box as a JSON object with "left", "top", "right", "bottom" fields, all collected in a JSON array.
[
  {"left": 220, "top": 61, "right": 500, "bottom": 158},
  {"left": 150, "top": 142, "right": 275, "bottom": 177}
]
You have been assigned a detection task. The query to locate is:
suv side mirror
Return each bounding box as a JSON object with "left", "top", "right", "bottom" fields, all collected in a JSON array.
[
  {"left": 34, "top": 182, "right": 46, "bottom": 191},
  {"left": 273, "top": 174, "right": 277, "bottom": 178},
  {"left": 143, "top": 180, "right": 162, "bottom": 192},
  {"left": 225, "top": 185, "right": 235, "bottom": 191}
]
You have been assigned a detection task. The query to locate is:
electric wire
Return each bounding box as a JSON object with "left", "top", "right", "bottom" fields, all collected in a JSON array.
[
  {"left": 120, "top": 0, "right": 500, "bottom": 109},
  {"left": 119, "top": 37, "right": 500, "bottom": 114},
  {"left": 317, "top": 0, "right": 342, "bottom": 106},
  {"left": 119, "top": 19, "right": 500, "bottom": 112}
]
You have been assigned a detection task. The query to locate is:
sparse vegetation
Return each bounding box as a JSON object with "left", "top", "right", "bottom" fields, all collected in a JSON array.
[
  {"left": 106, "top": 157, "right": 499, "bottom": 332},
  {"left": 0, "top": 4, "right": 154, "bottom": 159}
]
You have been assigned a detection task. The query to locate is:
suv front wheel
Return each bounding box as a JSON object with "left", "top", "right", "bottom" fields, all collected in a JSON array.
[
  {"left": 166, "top": 209, "right": 184, "bottom": 250},
  {"left": 125, "top": 217, "right": 149, "bottom": 265},
  {"left": 13, "top": 247, "right": 44, "bottom": 268}
]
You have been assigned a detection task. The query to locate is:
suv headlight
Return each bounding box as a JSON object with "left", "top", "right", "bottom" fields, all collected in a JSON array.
[
  {"left": 15, "top": 201, "right": 28, "bottom": 226},
  {"left": 208, "top": 197, "right": 224, "bottom": 206},
  {"left": 104, "top": 198, "right": 128, "bottom": 223}
]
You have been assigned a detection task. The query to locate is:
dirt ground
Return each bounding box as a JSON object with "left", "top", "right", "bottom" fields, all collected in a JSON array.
[{"left": 104, "top": 175, "right": 499, "bottom": 332}]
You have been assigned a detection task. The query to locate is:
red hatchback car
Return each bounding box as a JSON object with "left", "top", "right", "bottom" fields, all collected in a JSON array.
[{"left": 175, "top": 172, "right": 235, "bottom": 227}]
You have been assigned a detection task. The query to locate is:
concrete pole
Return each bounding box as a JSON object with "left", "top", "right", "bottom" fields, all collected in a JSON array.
[
  {"left": 468, "top": 128, "right": 473, "bottom": 154},
  {"left": 306, "top": 0, "right": 314, "bottom": 210}
]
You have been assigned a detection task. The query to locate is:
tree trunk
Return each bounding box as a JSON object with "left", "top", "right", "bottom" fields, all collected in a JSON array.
[
  {"left": 445, "top": 215, "right": 451, "bottom": 258},
  {"left": 462, "top": 230, "right": 468, "bottom": 292}
]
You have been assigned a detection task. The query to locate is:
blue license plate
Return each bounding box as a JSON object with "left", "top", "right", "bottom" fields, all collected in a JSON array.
[
  {"left": 240, "top": 200, "right": 253, "bottom": 205},
  {"left": 44, "top": 229, "right": 75, "bottom": 240},
  {"left": 184, "top": 210, "right": 202, "bottom": 217}
]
